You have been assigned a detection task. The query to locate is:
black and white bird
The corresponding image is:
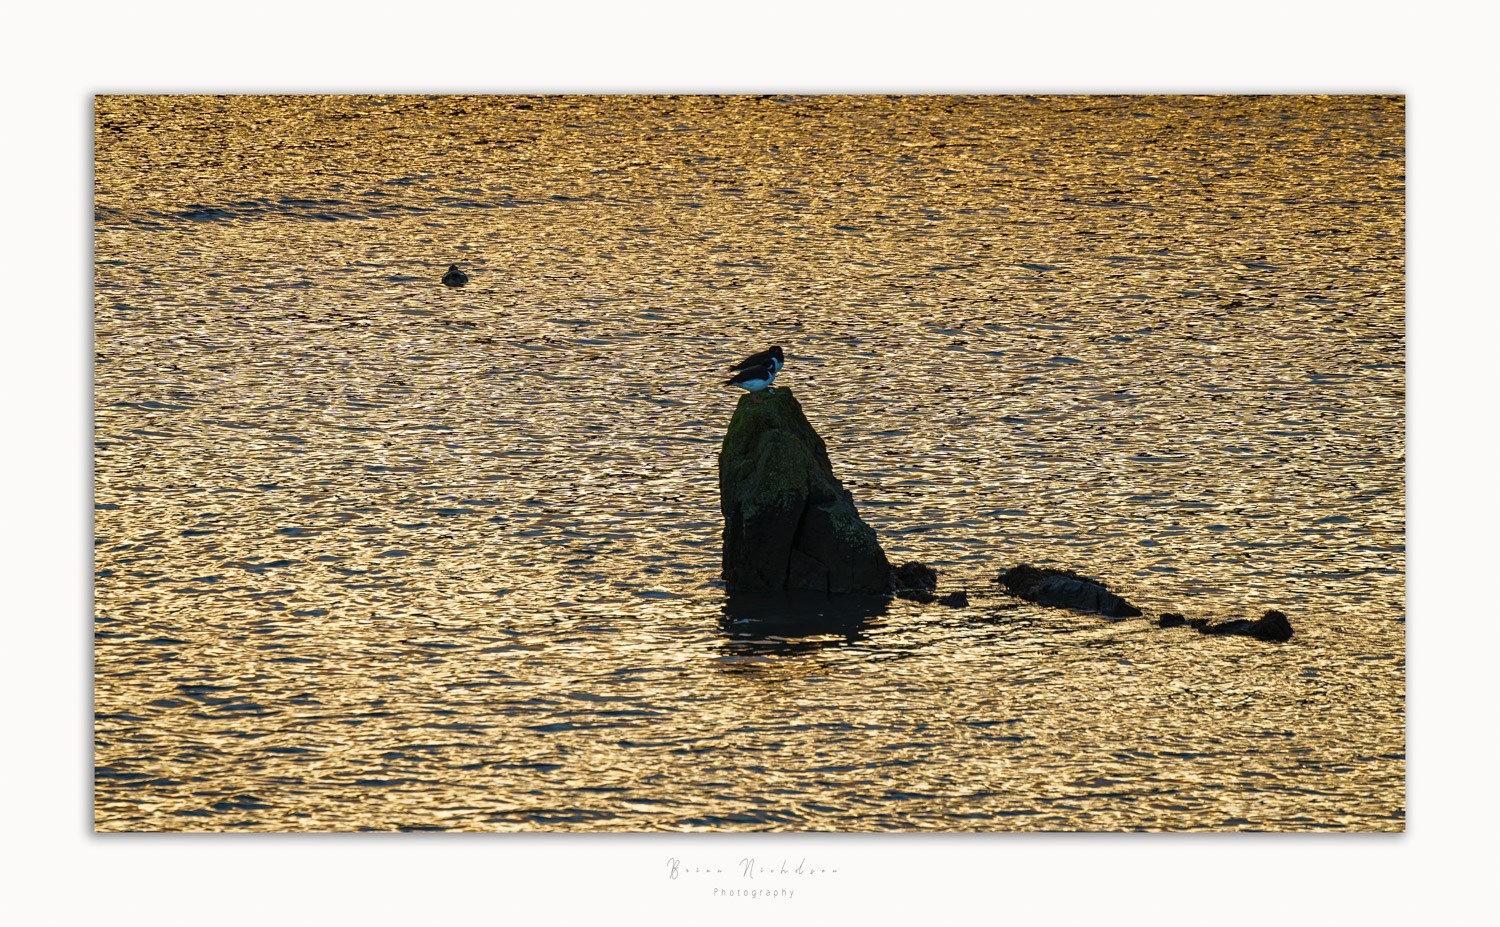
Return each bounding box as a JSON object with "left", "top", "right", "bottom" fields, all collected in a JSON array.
[
  {"left": 730, "top": 345, "right": 784, "bottom": 377},
  {"left": 726, "top": 363, "right": 777, "bottom": 399},
  {"left": 441, "top": 264, "right": 469, "bottom": 288},
  {"left": 726, "top": 346, "right": 785, "bottom": 400}
]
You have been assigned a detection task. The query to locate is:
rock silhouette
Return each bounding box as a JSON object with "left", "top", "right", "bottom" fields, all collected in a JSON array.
[
  {"left": 718, "top": 389, "right": 891, "bottom": 594},
  {"left": 996, "top": 564, "right": 1143, "bottom": 618},
  {"left": 1193, "top": 609, "right": 1295, "bottom": 643},
  {"left": 996, "top": 567, "right": 1294, "bottom": 643},
  {"left": 893, "top": 561, "right": 940, "bottom": 602}
]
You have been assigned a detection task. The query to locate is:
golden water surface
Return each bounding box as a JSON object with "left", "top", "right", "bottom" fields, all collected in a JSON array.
[{"left": 94, "top": 95, "right": 1404, "bottom": 831}]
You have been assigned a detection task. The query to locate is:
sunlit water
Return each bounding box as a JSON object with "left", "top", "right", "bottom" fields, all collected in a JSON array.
[{"left": 94, "top": 95, "right": 1404, "bottom": 831}]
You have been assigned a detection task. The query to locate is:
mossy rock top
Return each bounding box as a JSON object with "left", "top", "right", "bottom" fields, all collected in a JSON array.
[{"left": 721, "top": 389, "right": 830, "bottom": 469}]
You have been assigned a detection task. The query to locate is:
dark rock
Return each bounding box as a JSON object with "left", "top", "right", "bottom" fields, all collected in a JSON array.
[
  {"left": 1197, "top": 610, "right": 1294, "bottom": 643},
  {"left": 937, "top": 590, "right": 970, "bottom": 608},
  {"left": 719, "top": 389, "right": 891, "bottom": 594},
  {"left": 893, "top": 561, "right": 939, "bottom": 602},
  {"left": 1199, "top": 619, "right": 1255, "bottom": 637},
  {"left": 1158, "top": 612, "right": 1187, "bottom": 628},
  {"left": 894, "top": 561, "right": 938, "bottom": 591},
  {"left": 1252, "top": 610, "right": 1294, "bottom": 642},
  {"left": 996, "top": 564, "right": 1143, "bottom": 618}
]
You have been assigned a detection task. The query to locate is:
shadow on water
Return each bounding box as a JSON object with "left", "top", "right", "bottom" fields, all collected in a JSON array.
[{"left": 717, "top": 591, "right": 889, "bottom": 651}]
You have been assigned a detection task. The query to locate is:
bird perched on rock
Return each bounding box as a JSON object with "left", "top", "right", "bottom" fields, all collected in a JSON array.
[
  {"left": 441, "top": 264, "right": 469, "bottom": 288},
  {"left": 730, "top": 345, "right": 784, "bottom": 377},
  {"left": 726, "top": 346, "right": 785, "bottom": 401},
  {"left": 726, "top": 363, "right": 777, "bottom": 400}
]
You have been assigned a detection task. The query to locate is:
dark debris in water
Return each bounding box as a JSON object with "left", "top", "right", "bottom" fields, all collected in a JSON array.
[
  {"left": 996, "top": 563, "right": 1142, "bottom": 618},
  {"left": 1188, "top": 609, "right": 1295, "bottom": 643},
  {"left": 998, "top": 565, "right": 1295, "bottom": 643},
  {"left": 892, "top": 561, "right": 939, "bottom": 602}
]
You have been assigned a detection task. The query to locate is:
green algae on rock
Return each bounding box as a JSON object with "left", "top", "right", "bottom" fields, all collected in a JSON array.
[{"left": 718, "top": 389, "right": 891, "bottom": 594}]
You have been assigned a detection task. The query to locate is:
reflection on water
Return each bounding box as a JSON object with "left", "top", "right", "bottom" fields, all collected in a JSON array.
[
  {"left": 720, "top": 592, "right": 886, "bottom": 645},
  {"left": 94, "top": 95, "right": 1404, "bottom": 831}
]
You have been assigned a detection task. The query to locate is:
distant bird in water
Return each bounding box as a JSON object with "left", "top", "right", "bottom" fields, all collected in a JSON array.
[
  {"left": 726, "top": 346, "right": 785, "bottom": 401},
  {"left": 442, "top": 264, "right": 469, "bottom": 288}
]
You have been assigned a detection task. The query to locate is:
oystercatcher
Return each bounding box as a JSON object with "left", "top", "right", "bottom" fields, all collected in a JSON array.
[
  {"left": 730, "top": 345, "right": 784, "bottom": 377},
  {"left": 726, "top": 363, "right": 777, "bottom": 401}
]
